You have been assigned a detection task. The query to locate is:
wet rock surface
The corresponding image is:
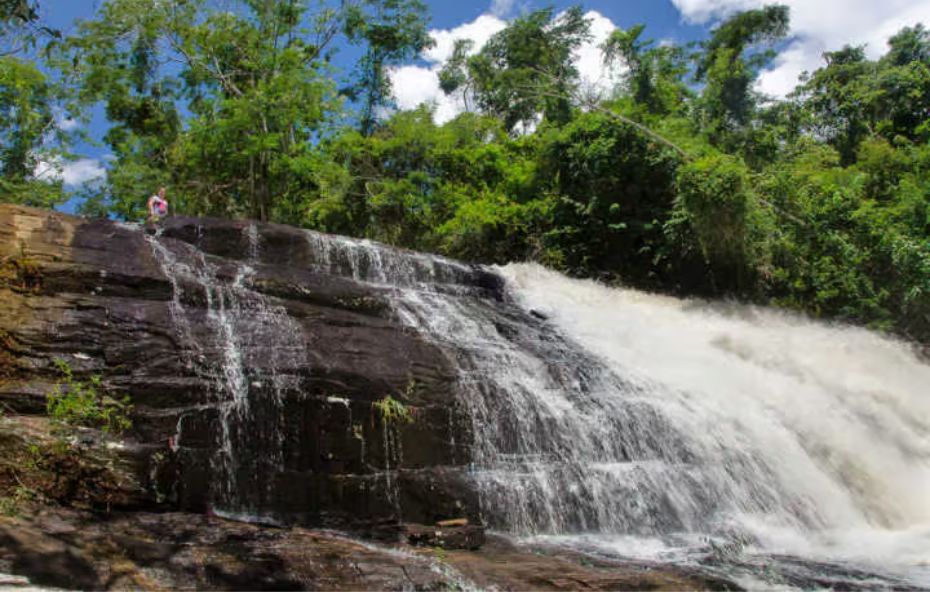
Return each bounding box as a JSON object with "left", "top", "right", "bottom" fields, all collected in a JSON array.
[
  {"left": 439, "top": 536, "right": 740, "bottom": 591},
  {"left": 404, "top": 521, "right": 485, "bottom": 550},
  {"left": 0, "top": 508, "right": 733, "bottom": 591},
  {"left": 0, "top": 205, "right": 487, "bottom": 527},
  {"left": 0, "top": 508, "right": 460, "bottom": 591}
]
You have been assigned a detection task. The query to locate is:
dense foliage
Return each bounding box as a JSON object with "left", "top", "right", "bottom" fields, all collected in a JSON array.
[{"left": 1, "top": 1, "right": 928, "bottom": 342}]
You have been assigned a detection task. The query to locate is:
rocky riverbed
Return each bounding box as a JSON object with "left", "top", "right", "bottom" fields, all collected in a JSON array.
[{"left": 0, "top": 506, "right": 732, "bottom": 591}]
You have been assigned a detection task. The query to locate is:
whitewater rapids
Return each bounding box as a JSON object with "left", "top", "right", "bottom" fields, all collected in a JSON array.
[{"left": 494, "top": 263, "right": 930, "bottom": 588}]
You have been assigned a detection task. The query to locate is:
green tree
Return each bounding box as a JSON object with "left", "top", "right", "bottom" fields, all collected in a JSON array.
[
  {"left": 601, "top": 24, "right": 689, "bottom": 115},
  {"left": 794, "top": 45, "right": 876, "bottom": 165},
  {"left": 343, "top": 0, "right": 433, "bottom": 136},
  {"left": 0, "top": 56, "right": 65, "bottom": 206},
  {"left": 796, "top": 24, "right": 930, "bottom": 165},
  {"left": 438, "top": 38, "right": 475, "bottom": 110},
  {"left": 0, "top": 0, "right": 68, "bottom": 207},
  {"left": 675, "top": 154, "right": 768, "bottom": 292},
  {"left": 538, "top": 112, "right": 684, "bottom": 285},
  {"left": 875, "top": 25, "right": 930, "bottom": 142},
  {"left": 67, "top": 0, "right": 346, "bottom": 221},
  {"left": 1, "top": 0, "right": 37, "bottom": 49},
  {"left": 1, "top": 0, "right": 59, "bottom": 56},
  {"left": 65, "top": 0, "right": 181, "bottom": 219},
  {"left": 693, "top": 5, "right": 789, "bottom": 148},
  {"left": 443, "top": 7, "right": 591, "bottom": 133}
]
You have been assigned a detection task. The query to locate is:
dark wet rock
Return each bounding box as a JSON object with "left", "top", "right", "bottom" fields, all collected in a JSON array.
[
  {"left": 404, "top": 522, "right": 485, "bottom": 550},
  {"left": 0, "top": 205, "right": 485, "bottom": 528},
  {"left": 0, "top": 509, "right": 464, "bottom": 591},
  {"left": 437, "top": 535, "right": 742, "bottom": 591}
]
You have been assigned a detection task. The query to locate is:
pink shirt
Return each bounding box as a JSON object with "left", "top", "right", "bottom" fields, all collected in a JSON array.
[{"left": 151, "top": 195, "right": 167, "bottom": 215}]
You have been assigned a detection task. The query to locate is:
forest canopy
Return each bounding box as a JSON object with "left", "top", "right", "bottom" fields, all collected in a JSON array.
[{"left": 1, "top": 1, "right": 929, "bottom": 343}]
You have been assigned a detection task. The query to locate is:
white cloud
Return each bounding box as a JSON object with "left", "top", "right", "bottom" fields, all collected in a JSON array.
[
  {"left": 392, "top": 14, "right": 506, "bottom": 124},
  {"left": 391, "top": 10, "right": 622, "bottom": 125},
  {"left": 51, "top": 108, "right": 81, "bottom": 132},
  {"left": 57, "top": 117, "right": 80, "bottom": 132},
  {"left": 34, "top": 157, "right": 107, "bottom": 187},
  {"left": 670, "top": 0, "right": 930, "bottom": 97},
  {"left": 574, "top": 11, "right": 624, "bottom": 98},
  {"left": 391, "top": 65, "right": 467, "bottom": 124},
  {"left": 424, "top": 14, "right": 507, "bottom": 64},
  {"left": 672, "top": 0, "right": 758, "bottom": 24}
]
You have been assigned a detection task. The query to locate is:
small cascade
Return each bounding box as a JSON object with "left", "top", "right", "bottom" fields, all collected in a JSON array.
[
  {"left": 304, "top": 230, "right": 475, "bottom": 289},
  {"left": 380, "top": 420, "right": 403, "bottom": 515},
  {"left": 146, "top": 230, "right": 304, "bottom": 516},
  {"left": 245, "top": 222, "right": 260, "bottom": 262}
]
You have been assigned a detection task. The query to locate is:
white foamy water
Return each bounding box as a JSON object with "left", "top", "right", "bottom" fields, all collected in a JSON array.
[{"left": 494, "top": 263, "right": 930, "bottom": 587}]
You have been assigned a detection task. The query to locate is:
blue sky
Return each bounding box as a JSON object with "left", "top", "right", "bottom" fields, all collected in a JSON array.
[
  {"left": 34, "top": 0, "right": 930, "bottom": 209},
  {"left": 36, "top": 1, "right": 708, "bottom": 47}
]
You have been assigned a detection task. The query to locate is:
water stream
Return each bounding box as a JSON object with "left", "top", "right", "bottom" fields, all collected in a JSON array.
[{"left": 491, "top": 264, "right": 930, "bottom": 589}]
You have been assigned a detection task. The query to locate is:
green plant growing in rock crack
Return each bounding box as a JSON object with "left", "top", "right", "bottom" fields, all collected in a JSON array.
[
  {"left": 372, "top": 395, "right": 414, "bottom": 426},
  {"left": 373, "top": 379, "right": 420, "bottom": 426},
  {"left": 46, "top": 359, "right": 133, "bottom": 435}
]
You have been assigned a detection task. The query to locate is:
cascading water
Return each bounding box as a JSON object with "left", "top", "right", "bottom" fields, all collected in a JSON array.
[
  {"left": 290, "top": 232, "right": 930, "bottom": 587},
  {"left": 147, "top": 227, "right": 305, "bottom": 517},
  {"left": 443, "top": 263, "right": 930, "bottom": 589},
  {"left": 144, "top": 221, "right": 929, "bottom": 588}
]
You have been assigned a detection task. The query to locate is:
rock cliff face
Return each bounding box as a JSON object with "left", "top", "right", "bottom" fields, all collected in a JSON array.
[{"left": 0, "top": 204, "right": 502, "bottom": 529}]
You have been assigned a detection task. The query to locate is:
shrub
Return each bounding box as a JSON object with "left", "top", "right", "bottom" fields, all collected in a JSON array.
[{"left": 46, "top": 359, "right": 132, "bottom": 435}]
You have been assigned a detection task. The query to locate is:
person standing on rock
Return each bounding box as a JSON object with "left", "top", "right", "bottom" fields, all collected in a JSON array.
[{"left": 147, "top": 187, "right": 169, "bottom": 224}]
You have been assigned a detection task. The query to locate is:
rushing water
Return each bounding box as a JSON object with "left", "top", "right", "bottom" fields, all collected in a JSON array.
[
  {"left": 147, "top": 223, "right": 930, "bottom": 589},
  {"left": 491, "top": 264, "right": 930, "bottom": 589}
]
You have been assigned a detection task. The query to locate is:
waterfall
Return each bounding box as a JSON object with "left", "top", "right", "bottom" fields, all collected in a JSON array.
[
  {"left": 144, "top": 221, "right": 929, "bottom": 587},
  {"left": 494, "top": 264, "right": 930, "bottom": 533},
  {"left": 381, "top": 255, "right": 929, "bottom": 586},
  {"left": 474, "top": 263, "right": 929, "bottom": 587}
]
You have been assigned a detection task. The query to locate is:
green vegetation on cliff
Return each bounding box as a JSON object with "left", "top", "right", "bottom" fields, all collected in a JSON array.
[{"left": 1, "top": 1, "right": 928, "bottom": 342}]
